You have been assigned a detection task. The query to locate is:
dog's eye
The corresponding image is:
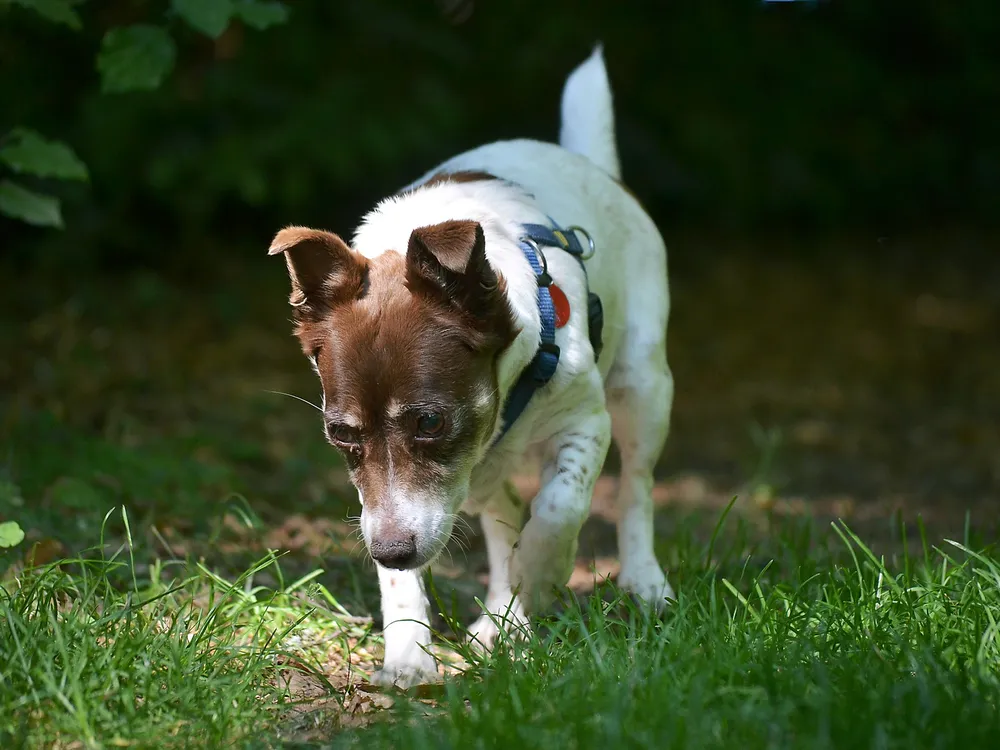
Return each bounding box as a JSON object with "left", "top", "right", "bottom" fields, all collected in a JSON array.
[
  {"left": 326, "top": 422, "right": 361, "bottom": 449},
  {"left": 414, "top": 411, "right": 446, "bottom": 440}
]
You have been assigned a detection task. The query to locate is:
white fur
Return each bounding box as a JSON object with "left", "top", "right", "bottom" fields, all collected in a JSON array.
[
  {"left": 560, "top": 44, "right": 622, "bottom": 180},
  {"left": 354, "top": 48, "right": 675, "bottom": 687},
  {"left": 466, "top": 487, "right": 530, "bottom": 650},
  {"left": 369, "top": 565, "right": 437, "bottom": 687}
]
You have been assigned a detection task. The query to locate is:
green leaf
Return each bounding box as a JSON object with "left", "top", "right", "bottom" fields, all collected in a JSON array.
[
  {"left": 97, "top": 25, "right": 177, "bottom": 93},
  {"left": 233, "top": 0, "right": 289, "bottom": 30},
  {"left": 0, "top": 521, "right": 25, "bottom": 548},
  {"left": 0, "top": 180, "right": 63, "bottom": 227},
  {"left": 172, "top": 0, "right": 234, "bottom": 39},
  {"left": 0, "top": 128, "right": 88, "bottom": 181},
  {"left": 10, "top": 0, "right": 82, "bottom": 30}
]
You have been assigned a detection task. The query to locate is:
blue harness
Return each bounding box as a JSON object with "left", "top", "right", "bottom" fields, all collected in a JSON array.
[{"left": 495, "top": 221, "right": 604, "bottom": 441}]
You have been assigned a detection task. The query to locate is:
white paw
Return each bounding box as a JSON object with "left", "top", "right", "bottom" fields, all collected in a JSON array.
[
  {"left": 466, "top": 604, "right": 530, "bottom": 652},
  {"left": 618, "top": 563, "right": 674, "bottom": 611},
  {"left": 369, "top": 656, "right": 440, "bottom": 690}
]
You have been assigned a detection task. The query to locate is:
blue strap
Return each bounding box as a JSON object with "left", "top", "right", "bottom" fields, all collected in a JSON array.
[
  {"left": 519, "top": 239, "right": 561, "bottom": 383},
  {"left": 495, "top": 237, "right": 560, "bottom": 440},
  {"left": 520, "top": 223, "right": 586, "bottom": 259},
  {"left": 522, "top": 221, "right": 603, "bottom": 362},
  {"left": 496, "top": 219, "right": 607, "bottom": 443}
]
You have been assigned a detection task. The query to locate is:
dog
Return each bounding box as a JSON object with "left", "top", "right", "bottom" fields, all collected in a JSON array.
[{"left": 269, "top": 46, "right": 674, "bottom": 687}]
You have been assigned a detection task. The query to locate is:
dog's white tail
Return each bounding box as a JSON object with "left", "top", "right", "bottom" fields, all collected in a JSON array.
[{"left": 559, "top": 44, "right": 621, "bottom": 180}]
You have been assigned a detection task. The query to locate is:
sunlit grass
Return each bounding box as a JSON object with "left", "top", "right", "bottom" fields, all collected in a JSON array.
[
  {"left": 0, "top": 509, "right": 367, "bottom": 749},
  {"left": 3, "top": 505, "right": 1000, "bottom": 749}
]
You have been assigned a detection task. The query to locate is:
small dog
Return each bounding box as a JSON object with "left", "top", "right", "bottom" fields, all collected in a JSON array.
[{"left": 269, "top": 46, "right": 674, "bottom": 687}]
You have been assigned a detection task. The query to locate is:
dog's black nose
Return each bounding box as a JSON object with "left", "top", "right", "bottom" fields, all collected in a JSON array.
[{"left": 369, "top": 533, "right": 418, "bottom": 569}]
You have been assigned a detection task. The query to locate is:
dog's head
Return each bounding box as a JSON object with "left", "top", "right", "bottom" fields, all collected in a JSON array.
[{"left": 269, "top": 220, "right": 517, "bottom": 570}]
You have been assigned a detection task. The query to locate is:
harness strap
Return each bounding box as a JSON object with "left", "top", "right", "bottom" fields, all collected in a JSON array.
[
  {"left": 521, "top": 223, "right": 604, "bottom": 360},
  {"left": 519, "top": 236, "right": 561, "bottom": 385},
  {"left": 495, "top": 221, "right": 605, "bottom": 442},
  {"left": 521, "top": 223, "right": 586, "bottom": 258}
]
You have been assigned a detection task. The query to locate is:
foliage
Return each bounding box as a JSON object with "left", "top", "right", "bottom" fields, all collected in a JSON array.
[
  {"left": 97, "top": 24, "right": 178, "bottom": 93},
  {"left": 0, "top": 521, "right": 24, "bottom": 548},
  {"left": 2, "top": 2, "right": 999, "bottom": 263},
  {"left": 0, "top": 0, "right": 290, "bottom": 229},
  {"left": 8, "top": 0, "right": 82, "bottom": 30},
  {"left": 0, "top": 0, "right": 997, "bottom": 265},
  {"left": 0, "top": 128, "right": 88, "bottom": 227}
]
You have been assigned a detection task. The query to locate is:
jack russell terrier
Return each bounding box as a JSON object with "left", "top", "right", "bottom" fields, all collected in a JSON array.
[{"left": 269, "top": 45, "right": 674, "bottom": 687}]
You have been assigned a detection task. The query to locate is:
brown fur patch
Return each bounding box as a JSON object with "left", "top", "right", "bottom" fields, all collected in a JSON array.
[
  {"left": 276, "top": 221, "right": 518, "bottom": 515},
  {"left": 268, "top": 227, "right": 369, "bottom": 314},
  {"left": 414, "top": 170, "right": 501, "bottom": 191},
  {"left": 404, "top": 220, "right": 514, "bottom": 348},
  {"left": 428, "top": 169, "right": 500, "bottom": 186},
  {"left": 409, "top": 220, "right": 484, "bottom": 273}
]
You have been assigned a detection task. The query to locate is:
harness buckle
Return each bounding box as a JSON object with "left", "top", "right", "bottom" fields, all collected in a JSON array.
[
  {"left": 533, "top": 341, "right": 561, "bottom": 384},
  {"left": 538, "top": 340, "right": 560, "bottom": 356}
]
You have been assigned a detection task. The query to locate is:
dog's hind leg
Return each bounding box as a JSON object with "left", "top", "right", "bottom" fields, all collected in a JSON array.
[{"left": 606, "top": 341, "right": 675, "bottom": 609}]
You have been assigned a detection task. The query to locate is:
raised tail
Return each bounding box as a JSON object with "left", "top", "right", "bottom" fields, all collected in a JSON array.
[{"left": 559, "top": 44, "right": 621, "bottom": 180}]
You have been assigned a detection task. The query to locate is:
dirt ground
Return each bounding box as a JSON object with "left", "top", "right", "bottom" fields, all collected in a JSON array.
[{"left": 663, "top": 232, "right": 998, "bottom": 535}]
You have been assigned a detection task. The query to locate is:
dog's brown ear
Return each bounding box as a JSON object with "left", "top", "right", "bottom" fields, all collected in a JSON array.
[
  {"left": 405, "top": 220, "right": 513, "bottom": 342},
  {"left": 268, "top": 227, "right": 367, "bottom": 309}
]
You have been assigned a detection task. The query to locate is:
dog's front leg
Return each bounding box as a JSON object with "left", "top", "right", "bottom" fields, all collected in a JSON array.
[
  {"left": 369, "top": 564, "right": 439, "bottom": 688},
  {"left": 467, "top": 483, "right": 529, "bottom": 651},
  {"left": 510, "top": 408, "right": 612, "bottom": 612}
]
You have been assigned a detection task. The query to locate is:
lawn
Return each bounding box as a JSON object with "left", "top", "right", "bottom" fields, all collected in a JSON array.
[
  {"left": 3, "top": 510, "right": 999, "bottom": 749},
  {"left": 2, "top": 257, "right": 999, "bottom": 749}
]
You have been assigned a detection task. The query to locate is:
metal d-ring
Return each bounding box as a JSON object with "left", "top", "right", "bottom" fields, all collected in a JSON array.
[
  {"left": 565, "top": 225, "right": 596, "bottom": 260},
  {"left": 522, "top": 237, "right": 551, "bottom": 284}
]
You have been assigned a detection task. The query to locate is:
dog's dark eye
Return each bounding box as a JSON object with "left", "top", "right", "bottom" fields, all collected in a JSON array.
[
  {"left": 327, "top": 422, "right": 361, "bottom": 449},
  {"left": 415, "top": 412, "right": 446, "bottom": 440}
]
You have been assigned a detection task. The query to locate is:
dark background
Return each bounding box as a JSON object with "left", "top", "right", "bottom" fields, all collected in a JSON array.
[
  {"left": 3, "top": 0, "right": 999, "bottom": 270},
  {"left": 1, "top": 0, "right": 998, "bottom": 574}
]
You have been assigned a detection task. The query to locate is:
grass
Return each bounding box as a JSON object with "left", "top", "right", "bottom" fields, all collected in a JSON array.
[
  {"left": 3, "top": 506, "right": 999, "bottom": 749},
  {"left": 2, "top": 261, "right": 999, "bottom": 747},
  {"left": 335, "top": 523, "right": 1000, "bottom": 750},
  {"left": 1, "top": 510, "right": 372, "bottom": 749}
]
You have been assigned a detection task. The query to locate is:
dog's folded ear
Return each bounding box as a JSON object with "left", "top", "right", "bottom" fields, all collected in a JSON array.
[
  {"left": 268, "top": 227, "right": 368, "bottom": 310},
  {"left": 405, "top": 220, "right": 513, "bottom": 342}
]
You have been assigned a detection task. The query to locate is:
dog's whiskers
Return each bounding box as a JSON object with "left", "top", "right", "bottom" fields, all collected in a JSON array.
[
  {"left": 443, "top": 513, "right": 476, "bottom": 557},
  {"left": 348, "top": 538, "right": 366, "bottom": 558},
  {"left": 263, "top": 389, "right": 322, "bottom": 412}
]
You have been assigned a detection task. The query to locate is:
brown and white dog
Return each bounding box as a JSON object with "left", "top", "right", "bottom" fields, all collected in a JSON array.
[{"left": 269, "top": 46, "right": 674, "bottom": 687}]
